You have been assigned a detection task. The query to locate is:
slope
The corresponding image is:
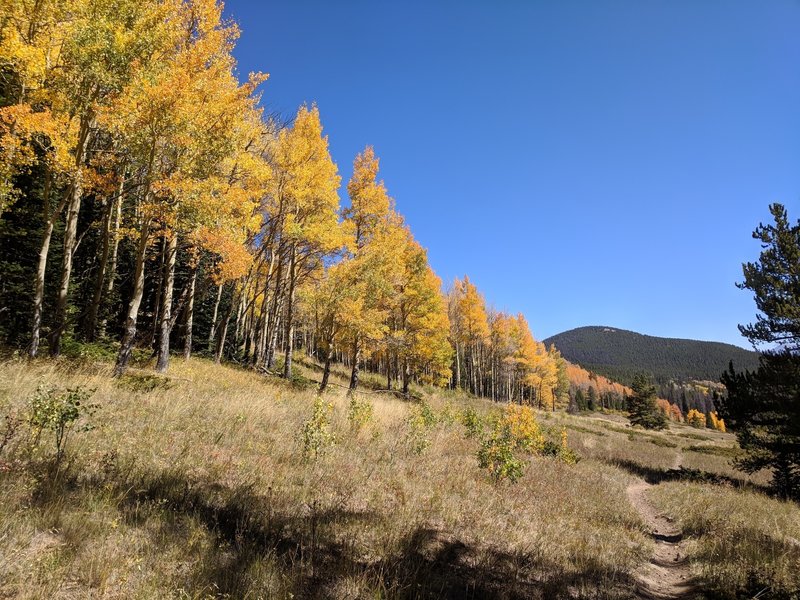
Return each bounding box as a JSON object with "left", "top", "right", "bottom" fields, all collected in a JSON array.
[{"left": 545, "top": 326, "right": 760, "bottom": 385}]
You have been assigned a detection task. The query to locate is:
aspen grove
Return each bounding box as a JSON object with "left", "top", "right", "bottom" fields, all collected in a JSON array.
[{"left": 0, "top": 0, "right": 566, "bottom": 404}]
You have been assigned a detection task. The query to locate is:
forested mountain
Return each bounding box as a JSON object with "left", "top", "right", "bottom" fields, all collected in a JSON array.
[{"left": 545, "top": 326, "right": 760, "bottom": 386}]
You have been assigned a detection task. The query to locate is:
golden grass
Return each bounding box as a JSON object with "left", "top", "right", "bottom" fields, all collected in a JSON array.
[{"left": 0, "top": 356, "right": 796, "bottom": 599}]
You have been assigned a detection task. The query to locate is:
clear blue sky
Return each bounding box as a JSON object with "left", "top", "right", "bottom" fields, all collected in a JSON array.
[{"left": 223, "top": 0, "right": 800, "bottom": 348}]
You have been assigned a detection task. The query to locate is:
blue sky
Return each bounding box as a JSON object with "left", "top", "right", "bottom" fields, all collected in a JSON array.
[{"left": 223, "top": 0, "right": 800, "bottom": 348}]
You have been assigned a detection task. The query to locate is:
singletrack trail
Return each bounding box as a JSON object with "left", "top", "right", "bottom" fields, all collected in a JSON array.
[{"left": 626, "top": 453, "right": 698, "bottom": 599}]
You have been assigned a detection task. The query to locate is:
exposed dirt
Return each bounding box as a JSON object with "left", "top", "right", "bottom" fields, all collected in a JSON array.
[{"left": 626, "top": 453, "right": 699, "bottom": 599}]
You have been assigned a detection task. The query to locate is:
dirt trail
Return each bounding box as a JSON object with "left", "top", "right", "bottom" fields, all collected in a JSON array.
[{"left": 626, "top": 452, "right": 697, "bottom": 599}]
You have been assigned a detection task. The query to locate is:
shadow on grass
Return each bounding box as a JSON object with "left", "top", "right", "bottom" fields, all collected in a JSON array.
[
  {"left": 94, "top": 467, "right": 637, "bottom": 599},
  {"left": 607, "top": 457, "right": 770, "bottom": 496}
]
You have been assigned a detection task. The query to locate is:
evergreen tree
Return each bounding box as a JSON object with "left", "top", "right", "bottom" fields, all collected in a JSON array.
[
  {"left": 574, "top": 388, "right": 586, "bottom": 411},
  {"left": 586, "top": 385, "right": 597, "bottom": 411},
  {"left": 720, "top": 203, "right": 800, "bottom": 499},
  {"left": 737, "top": 203, "right": 800, "bottom": 351},
  {"left": 627, "top": 373, "right": 667, "bottom": 430}
]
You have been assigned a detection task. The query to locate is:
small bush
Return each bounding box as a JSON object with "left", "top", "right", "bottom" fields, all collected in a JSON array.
[
  {"left": 563, "top": 423, "right": 606, "bottom": 437},
  {"left": 708, "top": 411, "right": 726, "bottom": 433},
  {"left": 405, "top": 412, "right": 431, "bottom": 455},
  {"left": 347, "top": 396, "right": 373, "bottom": 431},
  {"left": 503, "top": 404, "right": 545, "bottom": 453},
  {"left": 27, "top": 385, "right": 97, "bottom": 463},
  {"left": 476, "top": 405, "right": 544, "bottom": 483},
  {"left": 438, "top": 401, "right": 457, "bottom": 426},
  {"left": 478, "top": 434, "right": 525, "bottom": 483},
  {"left": 418, "top": 401, "right": 437, "bottom": 427},
  {"left": 686, "top": 409, "right": 706, "bottom": 429},
  {"left": 460, "top": 407, "right": 483, "bottom": 438},
  {"left": 300, "top": 396, "right": 336, "bottom": 461},
  {"left": 405, "top": 402, "right": 441, "bottom": 455},
  {"left": 59, "top": 338, "right": 118, "bottom": 361},
  {"left": 541, "top": 428, "right": 581, "bottom": 464}
]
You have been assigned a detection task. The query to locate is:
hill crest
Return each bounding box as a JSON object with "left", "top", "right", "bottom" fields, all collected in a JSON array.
[{"left": 545, "top": 325, "right": 760, "bottom": 386}]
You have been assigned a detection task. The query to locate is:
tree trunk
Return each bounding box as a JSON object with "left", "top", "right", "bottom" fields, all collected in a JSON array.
[
  {"left": 183, "top": 261, "right": 197, "bottom": 360},
  {"left": 114, "top": 220, "right": 150, "bottom": 376},
  {"left": 319, "top": 344, "right": 334, "bottom": 393},
  {"left": 470, "top": 345, "right": 478, "bottom": 395},
  {"left": 454, "top": 342, "right": 461, "bottom": 390},
  {"left": 156, "top": 233, "right": 177, "bottom": 372},
  {"left": 99, "top": 177, "right": 125, "bottom": 337},
  {"left": 30, "top": 169, "right": 61, "bottom": 358},
  {"left": 348, "top": 337, "right": 361, "bottom": 393},
  {"left": 208, "top": 283, "right": 223, "bottom": 352},
  {"left": 106, "top": 177, "right": 124, "bottom": 296},
  {"left": 282, "top": 244, "right": 297, "bottom": 379},
  {"left": 215, "top": 283, "right": 237, "bottom": 364},
  {"left": 50, "top": 116, "right": 92, "bottom": 357},
  {"left": 402, "top": 358, "right": 410, "bottom": 397},
  {"left": 84, "top": 195, "right": 115, "bottom": 341},
  {"left": 265, "top": 246, "right": 285, "bottom": 370},
  {"left": 148, "top": 236, "right": 167, "bottom": 351}
]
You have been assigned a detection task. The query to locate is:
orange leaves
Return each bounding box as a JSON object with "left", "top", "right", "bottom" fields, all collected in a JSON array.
[
  {"left": 657, "top": 398, "right": 684, "bottom": 422},
  {"left": 564, "top": 362, "right": 630, "bottom": 397}
]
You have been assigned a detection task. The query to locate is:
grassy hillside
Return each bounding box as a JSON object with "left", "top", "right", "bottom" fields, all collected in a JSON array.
[
  {"left": 545, "top": 326, "right": 760, "bottom": 385},
  {"left": 0, "top": 355, "right": 797, "bottom": 599}
]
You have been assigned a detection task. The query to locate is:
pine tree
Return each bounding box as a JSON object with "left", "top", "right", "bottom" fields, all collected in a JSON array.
[
  {"left": 720, "top": 203, "right": 800, "bottom": 499},
  {"left": 627, "top": 373, "right": 667, "bottom": 430}
]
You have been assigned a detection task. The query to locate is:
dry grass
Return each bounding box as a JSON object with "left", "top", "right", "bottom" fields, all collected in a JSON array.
[
  {"left": 649, "top": 482, "right": 800, "bottom": 598},
  {"left": 0, "top": 357, "right": 644, "bottom": 599},
  {"left": 0, "top": 356, "right": 796, "bottom": 599}
]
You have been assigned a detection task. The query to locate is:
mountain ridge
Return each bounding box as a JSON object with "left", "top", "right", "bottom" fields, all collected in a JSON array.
[{"left": 544, "top": 325, "right": 760, "bottom": 386}]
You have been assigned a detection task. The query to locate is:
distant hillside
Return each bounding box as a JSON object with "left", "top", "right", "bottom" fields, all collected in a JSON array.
[
  {"left": 564, "top": 361, "right": 631, "bottom": 397},
  {"left": 545, "top": 326, "right": 760, "bottom": 386}
]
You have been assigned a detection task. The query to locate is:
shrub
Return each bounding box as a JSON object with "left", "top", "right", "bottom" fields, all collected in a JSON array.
[
  {"left": 686, "top": 409, "right": 706, "bottom": 429},
  {"left": 300, "top": 396, "right": 336, "bottom": 461},
  {"left": 405, "top": 402, "right": 441, "bottom": 455},
  {"left": 460, "top": 407, "right": 483, "bottom": 438},
  {"left": 476, "top": 405, "right": 547, "bottom": 483},
  {"left": 541, "top": 427, "right": 581, "bottom": 464},
  {"left": 558, "top": 427, "right": 580, "bottom": 464},
  {"left": 27, "top": 385, "right": 97, "bottom": 463},
  {"left": 60, "top": 338, "right": 118, "bottom": 361},
  {"left": 477, "top": 433, "right": 525, "bottom": 483},
  {"left": 648, "top": 436, "right": 678, "bottom": 448},
  {"left": 418, "top": 401, "right": 437, "bottom": 427},
  {"left": 347, "top": 396, "right": 373, "bottom": 431},
  {"left": 438, "top": 401, "right": 457, "bottom": 426},
  {"left": 503, "top": 404, "right": 545, "bottom": 453},
  {"left": 405, "top": 412, "right": 431, "bottom": 455}
]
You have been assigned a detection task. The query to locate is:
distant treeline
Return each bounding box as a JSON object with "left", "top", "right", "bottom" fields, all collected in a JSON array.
[{"left": 545, "top": 326, "right": 760, "bottom": 386}]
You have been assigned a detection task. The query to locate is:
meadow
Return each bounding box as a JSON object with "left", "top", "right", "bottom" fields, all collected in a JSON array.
[{"left": 0, "top": 355, "right": 797, "bottom": 600}]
